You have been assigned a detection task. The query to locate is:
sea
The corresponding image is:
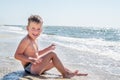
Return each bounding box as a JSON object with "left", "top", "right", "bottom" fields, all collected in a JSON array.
[{"left": 0, "top": 25, "right": 120, "bottom": 80}]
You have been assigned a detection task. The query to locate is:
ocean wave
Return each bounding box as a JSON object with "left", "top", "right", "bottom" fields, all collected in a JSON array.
[
  {"left": 40, "top": 34, "right": 120, "bottom": 61},
  {"left": 0, "top": 25, "right": 27, "bottom": 34}
]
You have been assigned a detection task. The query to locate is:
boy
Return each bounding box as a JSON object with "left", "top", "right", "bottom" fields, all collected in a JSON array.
[{"left": 14, "top": 15, "right": 88, "bottom": 78}]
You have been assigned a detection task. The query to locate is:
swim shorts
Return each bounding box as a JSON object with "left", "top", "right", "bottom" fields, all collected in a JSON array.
[{"left": 24, "top": 63, "right": 32, "bottom": 74}]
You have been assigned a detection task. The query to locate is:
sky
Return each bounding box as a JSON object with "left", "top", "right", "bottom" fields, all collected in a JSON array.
[{"left": 0, "top": 0, "right": 120, "bottom": 28}]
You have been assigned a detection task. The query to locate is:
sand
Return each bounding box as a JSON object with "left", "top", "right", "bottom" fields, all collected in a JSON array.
[{"left": 0, "top": 56, "right": 120, "bottom": 80}]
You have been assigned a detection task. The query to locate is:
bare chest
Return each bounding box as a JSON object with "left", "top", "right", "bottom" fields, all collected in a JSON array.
[{"left": 24, "top": 42, "right": 38, "bottom": 58}]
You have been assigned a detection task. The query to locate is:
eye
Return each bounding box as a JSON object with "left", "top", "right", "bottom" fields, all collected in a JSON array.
[
  {"left": 31, "top": 27, "right": 35, "bottom": 30},
  {"left": 37, "top": 28, "right": 40, "bottom": 30}
]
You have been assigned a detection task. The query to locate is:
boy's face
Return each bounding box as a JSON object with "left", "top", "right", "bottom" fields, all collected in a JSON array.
[{"left": 27, "top": 22, "right": 42, "bottom": 40}]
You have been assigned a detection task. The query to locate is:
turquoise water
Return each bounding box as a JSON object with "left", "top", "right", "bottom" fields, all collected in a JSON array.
[
  {"left": 43, "top": 26, "right": 120, "bottom": 41},
  {"left": 3, "top": 25, "right": 120, "bottom": 41}
]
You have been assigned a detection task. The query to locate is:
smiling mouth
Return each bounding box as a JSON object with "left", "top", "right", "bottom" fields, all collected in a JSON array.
[{"left": 32, "top": 34, "right": 39, "bottom": 37}]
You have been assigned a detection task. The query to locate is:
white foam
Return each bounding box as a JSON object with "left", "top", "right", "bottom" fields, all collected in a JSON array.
[
  {"left": 0, "top": 26, "right": 27, "bottom": 34},
  {"left": 40, "top": 34, "right": 120, "bottom": 61}
]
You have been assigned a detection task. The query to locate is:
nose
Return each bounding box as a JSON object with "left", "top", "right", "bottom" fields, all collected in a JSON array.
[
  {"left": 34, "top": 30, "right": 39, "bottom": 34},
  {"left": 33, "top": 29, "right": 42, "bottom": 35}
]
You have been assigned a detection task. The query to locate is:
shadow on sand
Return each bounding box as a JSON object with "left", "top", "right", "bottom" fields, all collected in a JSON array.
[{"left": 2, "top": 70, "right": 62, "bottom": 80}]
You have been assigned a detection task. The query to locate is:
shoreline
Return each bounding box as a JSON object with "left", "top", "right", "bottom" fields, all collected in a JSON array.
[{"left": 0, "top": 56, "right": 120, "bottom": 80}]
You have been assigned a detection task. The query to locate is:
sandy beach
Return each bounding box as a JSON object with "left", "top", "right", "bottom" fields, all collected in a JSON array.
[
  {"left": 0, "top": 26, "right": 120, "bottom": 80},
  {"left": 0, "top": 55, "right": 120, "bottom": 80}
]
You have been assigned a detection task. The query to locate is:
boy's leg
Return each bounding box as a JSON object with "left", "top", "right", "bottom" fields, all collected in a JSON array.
[
  {"left": 41, "top": 62, "right": 54, "bottom": 73},
  {"left": 35, "top": 53, "right": 88, "bottom": 76},
  {"left": 31, "top": 52, "right": 70, "bottom": 77}
]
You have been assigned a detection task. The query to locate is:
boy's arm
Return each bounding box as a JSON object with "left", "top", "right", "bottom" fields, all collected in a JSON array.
[
  {"left": 38, "top": 44, "right": 56, "bottom": 55},
  {"left": 38, "top": 47, "right": 50, "bottom": 55},
  {"left": 14, "top": 38, "right": 32, "bottom": 63}
]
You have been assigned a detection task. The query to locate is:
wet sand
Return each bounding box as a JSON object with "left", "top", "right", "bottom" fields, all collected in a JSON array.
[
  {"left": 0, "top": 56, "right": 120, "bottom": 80},
  {"left": 0, "top": 57, "right": 86, "bottom": 80}
]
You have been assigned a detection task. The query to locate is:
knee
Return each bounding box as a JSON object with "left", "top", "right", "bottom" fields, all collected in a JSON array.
[{"left": 49, "top": 52, "right": 57, "bottom": 57}]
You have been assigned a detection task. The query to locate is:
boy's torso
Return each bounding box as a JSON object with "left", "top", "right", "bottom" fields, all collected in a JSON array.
[{"left": 22, "top": 36, "right": 38, "bottom": 66}]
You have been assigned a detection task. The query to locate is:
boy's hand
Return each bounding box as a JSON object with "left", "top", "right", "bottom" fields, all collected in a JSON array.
[
  {"left": 28, "top": 57, "right": 42, "bottom": 65},
  {"left": 48, "top": 43, "right": 56, "bottom": 51}
]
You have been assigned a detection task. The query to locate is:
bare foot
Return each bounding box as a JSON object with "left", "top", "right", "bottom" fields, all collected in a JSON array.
[
  {"left": 74, "top": 70, "right": 79, "bottom": 74},
  {"left": 63, "top": 70, "right": 79, "bottom": 78},
  {"left": 63, "top": 72, "right": 75, "bottom": 78},
  {"left": 74, "top": 70, "right": 88, "bottom": 76},
  {"left": 76, "top": 73, "right": 88, "bottom": 76},
  {"left": 72, "top": 70, "right": 88, "bottom": 76},
  {"left": 63, "top": 70, "right": 88, "bottom": 78}
]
